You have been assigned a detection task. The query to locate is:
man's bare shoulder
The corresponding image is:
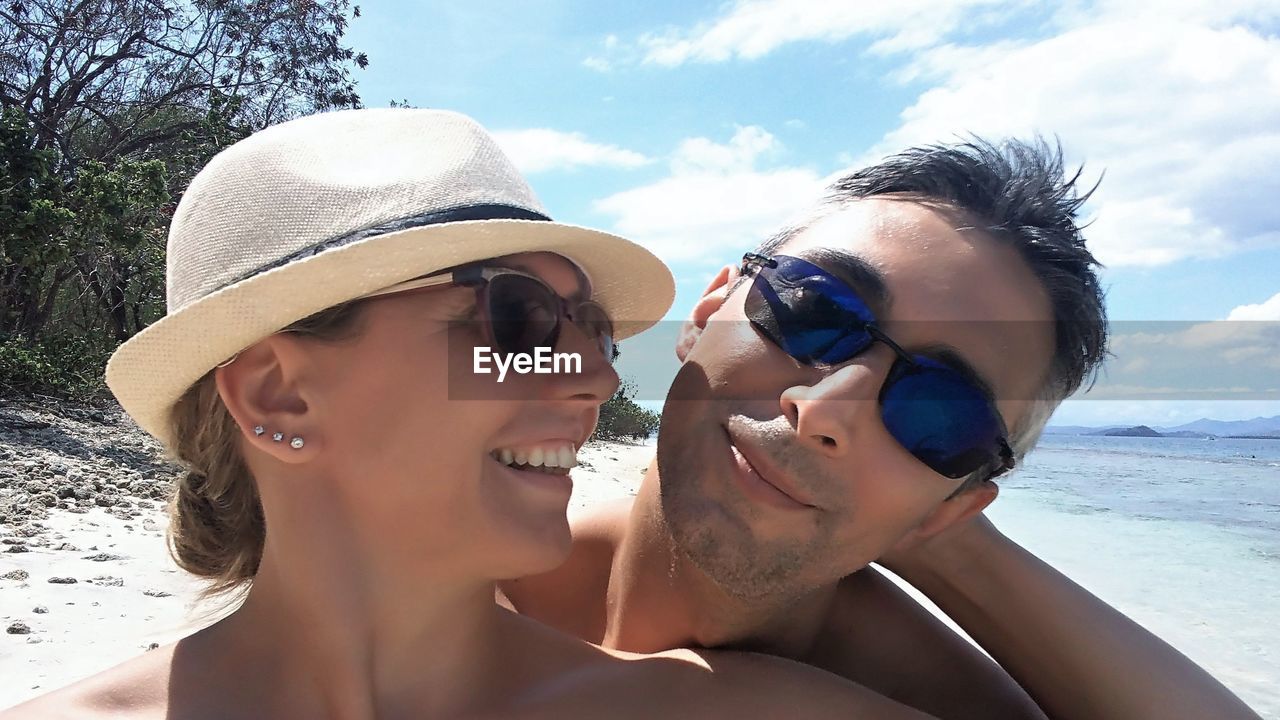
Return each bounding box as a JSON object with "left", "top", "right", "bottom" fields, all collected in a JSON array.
[
  {"left": 498, "top": 497, "right": 632, "bottom": 640},
  {"left": 506, "top": 642, "right": 933, "bottom": 719},
  {"left": 568, "top": 496, "right": 634, "bottom": 542},
  {"left": 2, "top": 644, "right": 174, "bottom": 720}
]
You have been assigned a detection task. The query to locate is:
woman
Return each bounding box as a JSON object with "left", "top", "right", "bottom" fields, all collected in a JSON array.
[{"left": 3, "top": 109, "right": 932, "bottom": 718}]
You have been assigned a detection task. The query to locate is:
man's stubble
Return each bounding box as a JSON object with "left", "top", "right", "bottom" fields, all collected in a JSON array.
[{"left": 655, "top": 408, "right": 840, "bottom": 603}]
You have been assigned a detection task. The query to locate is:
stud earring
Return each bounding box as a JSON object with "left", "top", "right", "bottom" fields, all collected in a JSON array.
[
  {"left": 272, "top": 432, "right": 284, "bottom": 442},
  {"left": 290, "top": 437, "right": 305, "bottom": 450},
  {"left": 253, "top": 425, "right": 265, "bottom": 436}
]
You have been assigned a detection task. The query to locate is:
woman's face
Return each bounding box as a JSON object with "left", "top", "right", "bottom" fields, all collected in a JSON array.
[{"left": 299, "top": 252, "right": 620, "bottom": 581}]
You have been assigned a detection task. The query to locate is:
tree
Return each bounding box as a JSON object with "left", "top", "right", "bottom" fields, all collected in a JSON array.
[
  {"left": 595, "top": 380, "right": 661, "bottom": 441},
  {"left": 0, "top": 107, "right": 74, "bottom": 341},
  {"left": 0, "top": 0, "right": 366, "bottom": 393},
  {"left": 0, "top": 0, "right": 366, "bottom": 165}
]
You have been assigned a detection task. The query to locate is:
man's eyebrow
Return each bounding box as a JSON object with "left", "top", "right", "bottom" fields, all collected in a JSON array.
[
  {"left": 912, "top": 343, "right": 1000, "bottom": 403},
  {"left": 794, "top": 247, "right": 892, "bottom": 319}
]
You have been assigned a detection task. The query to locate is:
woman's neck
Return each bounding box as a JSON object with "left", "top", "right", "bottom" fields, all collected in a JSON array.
[{"left": 189, "top": 532, "right": 510, "bottom": 719}]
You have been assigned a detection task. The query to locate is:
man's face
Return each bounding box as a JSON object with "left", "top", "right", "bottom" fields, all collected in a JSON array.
[{"left": 656, "top": 197, "right": 1055, "bottom": 600}]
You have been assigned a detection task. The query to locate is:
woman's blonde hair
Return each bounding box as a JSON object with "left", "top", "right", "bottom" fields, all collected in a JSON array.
[{"left": 166, "top": 301, "right": 367, "bottom": 598}]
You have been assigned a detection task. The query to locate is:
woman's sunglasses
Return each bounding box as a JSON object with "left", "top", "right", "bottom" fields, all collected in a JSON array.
[
  {"left": 362, "top": 264, "right": 617, "bottom": 363},
  {"left": 741, "top": 252, "right": 1014, "bottom": 480}
]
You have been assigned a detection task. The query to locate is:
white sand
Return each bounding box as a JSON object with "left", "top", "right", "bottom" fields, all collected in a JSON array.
[{"left": 0, "top": 439, "right": 657, "bottom": 708}]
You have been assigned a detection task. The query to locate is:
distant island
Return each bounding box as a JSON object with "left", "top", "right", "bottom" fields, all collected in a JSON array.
[
  {"left": 1100, "top": 425, "right": 1162, "bottom": 437},
  {"left": 1046, "top": 415, "right": 1280, "bottom": 439},
  {"left": 1095, "top": 425, "right": 1228, "bottom": 438}
]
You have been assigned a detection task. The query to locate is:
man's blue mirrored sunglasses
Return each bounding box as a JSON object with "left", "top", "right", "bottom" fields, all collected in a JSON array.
[{"left": 741, "top": 252, "right": 1015, "bottom": 481}]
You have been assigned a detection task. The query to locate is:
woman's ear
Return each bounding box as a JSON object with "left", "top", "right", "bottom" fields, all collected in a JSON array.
[
  {"left": 676, "top": 264, "right": 740, "bottom": 362},
  {"left": 215, "top": 334, "right": 321, "bottom": 464}
]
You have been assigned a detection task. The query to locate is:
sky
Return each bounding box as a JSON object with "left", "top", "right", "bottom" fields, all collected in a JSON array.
[{"left": 343, "top": 0, "right": 1280, "bottom": 426}]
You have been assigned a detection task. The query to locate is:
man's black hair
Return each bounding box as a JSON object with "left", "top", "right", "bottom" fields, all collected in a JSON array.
[{"left": 753, "top": 137, "right": 1108, "bottom": 407}]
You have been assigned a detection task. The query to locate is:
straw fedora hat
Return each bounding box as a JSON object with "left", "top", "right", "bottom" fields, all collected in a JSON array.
[{"left": 106, "top": 108, "right": 674, "bottom": 448}]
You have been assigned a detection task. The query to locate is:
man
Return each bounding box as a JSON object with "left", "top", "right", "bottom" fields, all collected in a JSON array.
[{"left": 502, "top": 139, "right": 1260, "bottom": 719}]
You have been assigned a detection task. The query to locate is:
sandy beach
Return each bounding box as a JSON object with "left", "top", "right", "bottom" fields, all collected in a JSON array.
[{"left": 0, "top": 398, "right": 656, "bottom": 708}]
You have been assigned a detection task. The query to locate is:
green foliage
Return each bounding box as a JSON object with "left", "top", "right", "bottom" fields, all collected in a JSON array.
[
  {"left": 73, "top": 159, "right": 169, "bottom": 248},
  {"left": 0, "top": 336, "right": 109, "bottom": 397},
  {"left": 594, "top": 380, "right": 661, "bottom": 441},
  {"left": 0, "top": 0, "right": 367, "bottom": 397},
  {"left": 0, "top": 107, "right": 77, "bottom": 340}
]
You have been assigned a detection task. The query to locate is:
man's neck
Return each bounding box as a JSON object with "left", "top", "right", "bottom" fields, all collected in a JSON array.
[{"left": 602, "top": 461, "right": 838, "bottom": 659}]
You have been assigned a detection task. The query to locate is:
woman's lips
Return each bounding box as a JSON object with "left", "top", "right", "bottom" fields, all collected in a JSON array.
[{"left": 489, "top": 454, "right": 573, "bottom": 495}]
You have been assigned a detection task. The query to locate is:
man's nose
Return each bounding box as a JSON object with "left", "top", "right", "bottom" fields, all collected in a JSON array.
[{"left": 778, "top": 352, "right": 892, "bottom": 458}]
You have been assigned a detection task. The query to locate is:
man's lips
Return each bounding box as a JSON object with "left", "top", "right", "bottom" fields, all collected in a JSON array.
[{"left": 724, "top": 428, "right": 817, "bottom": 510}]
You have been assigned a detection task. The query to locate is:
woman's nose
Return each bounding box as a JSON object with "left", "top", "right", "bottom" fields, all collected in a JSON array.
[{"left": 547, "top": 319, "right": 621, "bottom": 404}]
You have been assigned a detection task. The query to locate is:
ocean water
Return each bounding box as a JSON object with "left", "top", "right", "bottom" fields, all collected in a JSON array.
[{"left": 987, "top": 436, "right": 1280, "bottom": 717}]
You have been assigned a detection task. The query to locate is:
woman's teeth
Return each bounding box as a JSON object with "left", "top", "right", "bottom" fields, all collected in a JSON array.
[{"left": 492, "top": 443, "right": 578, "bottom": 472}]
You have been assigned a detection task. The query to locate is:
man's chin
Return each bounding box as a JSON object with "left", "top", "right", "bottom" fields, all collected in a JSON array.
[
  {"left": 655, "top": 410, "right": 798, "bottom": 596},
  {"left": 676, "top": 520, "right": 812, "bottom": 603},
  {"left": 658, "top": 475, "right": 802, "bottom": 600}
]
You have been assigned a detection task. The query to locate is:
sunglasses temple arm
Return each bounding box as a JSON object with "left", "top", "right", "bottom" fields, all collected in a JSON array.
[
  {"left": 358, "top": 272, "right": 458, "bottom": 300},
  {"left": 1000, "top": 440, "right": 1016, "bottom": 470},
  {"left": 741, "top": 253, "right": 777, "bottom": 273}
]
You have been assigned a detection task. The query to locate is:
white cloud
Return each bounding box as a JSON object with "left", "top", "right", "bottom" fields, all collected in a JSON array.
[
  {"left": 587, "top": 2, "right": 1280, "bottom": 271},
  {"left": 635, "top": 0, "right": 1021, "bottom": 67},
  {"left": 1081, "top": 384, "right": 1268, "bottom": 398},
  {"left": 491, "top": 129, "right": 649, "bottom": 174},
  {"left": 1119, "top": 356, "right": 1151, "bottom": 374},
  {"left": 1050, "top": 398, "right": 1280, "bottom": 426},
  {"left": 866, "top": 16, "right": 1280, "bottom": 267},
  {"left": 614, "top": 0, "right": 1280, "bottom": 69},
  {"left": 593, "top": 126, "right": 826, "bottom": 263},
  {"left": 670, "top": 125, "right": 778, "bottom": 174},
  {"left": 583, "top": 33, "right": 632, "bottom": 72},
  {"left": 1110, "top": 321, "right": 1280, "bottom": 353},
  {"left": 1228, "top": 292, "right": 1280, "bottom": 321},
  {"left": 1097, "top": 319, "right": 1280, "bottom": 400},
  {"left": 1053, "top": 0, "right": 1280, "bottom": 28}
]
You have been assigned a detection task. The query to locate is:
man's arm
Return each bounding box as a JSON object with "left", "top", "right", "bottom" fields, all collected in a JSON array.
[
  {"left": 819, "top": 568, "right": 1047, "bottom": 720},
  {"left": 883, "top": 511, "right": 1261, "bottom": 720}
]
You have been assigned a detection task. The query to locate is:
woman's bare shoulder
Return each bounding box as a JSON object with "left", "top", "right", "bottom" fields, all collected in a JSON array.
[
  {"left": 637, "top": 648, "right": 938, "bottom": 718},
  {"left": 1, "top": 645, "right": 175, "bottom": 720}
]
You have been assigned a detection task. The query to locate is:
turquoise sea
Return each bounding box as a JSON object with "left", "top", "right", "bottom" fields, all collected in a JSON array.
[{"left": 988, "top": 436, "right": 1280, "bottom": 717}]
